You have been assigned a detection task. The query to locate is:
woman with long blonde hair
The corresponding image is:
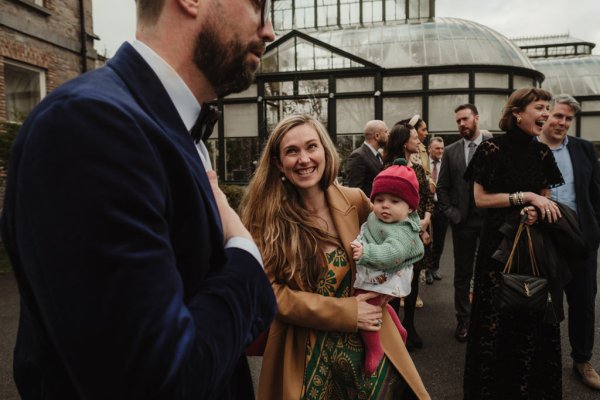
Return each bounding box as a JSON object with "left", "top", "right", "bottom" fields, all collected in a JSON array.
[{"left": 241, "top": 114, "right": 429, "bottom": 400}]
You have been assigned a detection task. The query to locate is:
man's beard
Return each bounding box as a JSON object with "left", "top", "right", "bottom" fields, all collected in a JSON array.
[
  {"left": 194, "top": 21, "right": 264, "bottom": 98},
  {"left": 460, "top": 128, "right": 476, "bottom": 140}
]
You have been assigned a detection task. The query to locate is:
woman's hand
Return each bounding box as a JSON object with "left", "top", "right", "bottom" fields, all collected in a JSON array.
[
  {"left": 527, "top": 192, "right": 561, "bottom": 223},
  {"left": 420, "top": 230, "right": 431, "bottom": 245},
  {"left": 520, "top": 206, "right": 538, "bottom": 226},
  {"left": 356, "top": 292, "right": 384, "bottom": 332}
]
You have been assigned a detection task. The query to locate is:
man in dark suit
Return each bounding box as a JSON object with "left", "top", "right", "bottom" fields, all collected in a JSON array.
[
  {"left": 426, "top": 136, "right": 446, "bottom": 284},
  {"left": 345, "top": 120, "right": 389, "bottom": 196},
  {"left": 540, "top": 94, "right": 600, "bottom": 391},
  {"left": 1, "top": 1, "right": 276, "bottom": 399},
  {"left": 436, "top": 103, "right": 491, "bottom": 343}
]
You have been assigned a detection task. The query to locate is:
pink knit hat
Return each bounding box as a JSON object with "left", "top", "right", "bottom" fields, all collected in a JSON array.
[{"left": 370, "top": 158, "right": 420, "bottom": 210}]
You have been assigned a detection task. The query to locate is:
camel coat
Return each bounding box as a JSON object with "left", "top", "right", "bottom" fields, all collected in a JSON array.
[{"left": 257, "top": 184, "right": 430, "bottom": 400}]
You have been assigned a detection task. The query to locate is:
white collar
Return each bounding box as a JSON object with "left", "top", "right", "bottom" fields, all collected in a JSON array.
[
  {"left": 363, "top": 141, "right": 379, "bottom": 156},
  {"left": 465, "top": 132, "right": 484, "bottom": 147},
  {"left": 130, "top": 40, "right": 200, "bottom": 132}
]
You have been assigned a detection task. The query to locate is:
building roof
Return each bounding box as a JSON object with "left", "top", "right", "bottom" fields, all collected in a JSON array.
[
  {"left": 534, "top": 55, "right": 600, "bottom": 97},
  {"left": 306, "top": 17, "right": 535, "bottom": 69}
]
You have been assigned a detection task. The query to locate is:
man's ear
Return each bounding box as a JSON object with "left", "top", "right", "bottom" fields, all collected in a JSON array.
[{"left": 177, "top": 0, "right": 201, "bottom": 17}]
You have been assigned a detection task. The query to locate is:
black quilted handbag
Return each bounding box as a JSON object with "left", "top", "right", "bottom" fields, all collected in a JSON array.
[{"left": 494, "top": 221, "right": 549, "bottom": 313}]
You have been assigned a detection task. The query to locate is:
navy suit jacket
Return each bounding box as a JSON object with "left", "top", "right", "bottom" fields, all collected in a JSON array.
[
  {"left": 1, "top": 43, "right": 275, "bottom": 399},
  {"left": 565, "top": 136, "right": 600, "bottom": 251}
]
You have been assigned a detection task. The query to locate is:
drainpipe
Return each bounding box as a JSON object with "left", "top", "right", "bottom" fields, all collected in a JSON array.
[{"left": 79, "top": 0, "right": 87, "bottom": 73}]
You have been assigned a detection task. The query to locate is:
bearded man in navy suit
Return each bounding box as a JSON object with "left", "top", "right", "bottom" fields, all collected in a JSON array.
[
  {"left": 540, "top": 94, "right": 600, "bottom": 392},
  {"left": 1, "top": 0, "right": 276, "bottom": 399}
]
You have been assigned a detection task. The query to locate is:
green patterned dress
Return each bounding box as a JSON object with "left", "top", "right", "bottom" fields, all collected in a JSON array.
[{"left": 300, "top": 247, "right": 409, "bottom": 400}]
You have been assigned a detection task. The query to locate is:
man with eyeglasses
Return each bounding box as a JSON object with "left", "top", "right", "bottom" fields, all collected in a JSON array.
[{"left": 2, "top": 0, "right": 275, "bottom": 399}]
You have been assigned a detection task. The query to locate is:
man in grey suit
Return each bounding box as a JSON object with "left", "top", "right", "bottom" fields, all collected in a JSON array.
[
  {"left": 437, "top": 103, "right": 491, "bottom": 343},
  {"left": 540, "top": 94, "right": 600, "bottom": 391},
  {"left": 346, "top": 120, "right": 389, "bottom": 196}
]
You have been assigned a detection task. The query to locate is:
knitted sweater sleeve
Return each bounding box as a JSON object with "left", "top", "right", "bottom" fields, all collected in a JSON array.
[{"left": 358, "top": 230, "right": 424, "bottom": 272}]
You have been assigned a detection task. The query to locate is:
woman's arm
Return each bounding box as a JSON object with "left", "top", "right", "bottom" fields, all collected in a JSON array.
[
  {"left": 271, "top": 280, "right": 383, "bottom": 333},
  {"left": 473, "top": 183, "right": 561, "bottom": 222}
]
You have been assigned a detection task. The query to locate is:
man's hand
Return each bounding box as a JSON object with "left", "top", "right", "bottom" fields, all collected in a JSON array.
[{"left": 207, "top": 170, "right": 253, "bottom": 242}]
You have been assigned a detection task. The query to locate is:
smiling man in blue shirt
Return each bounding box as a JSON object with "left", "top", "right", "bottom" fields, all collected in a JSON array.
[{"left": 540, "top": 94, "right": 600, "bottom": 392}]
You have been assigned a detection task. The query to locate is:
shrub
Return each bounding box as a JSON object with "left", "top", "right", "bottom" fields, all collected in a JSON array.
[{"left": 221, "top": 184, "right": 246, "bottom": 212}]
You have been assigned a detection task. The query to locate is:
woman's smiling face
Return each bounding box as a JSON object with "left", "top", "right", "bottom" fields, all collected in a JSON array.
[
  {"left": 515, "top": 99, "right": 550, "bottom": 136},
  {"left": 276, "top": 123, "right": 326, "bottom": 194}
]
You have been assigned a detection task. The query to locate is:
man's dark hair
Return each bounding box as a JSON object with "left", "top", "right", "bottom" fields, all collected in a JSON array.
[
  {"left": 454, "top": 104, "right": 479, "bottom": 115},
  {"left": 136, "top": 0, "right": 166, "bottom": 25}
]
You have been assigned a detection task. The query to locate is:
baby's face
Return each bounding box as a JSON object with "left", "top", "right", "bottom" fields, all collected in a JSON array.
[{"left": 372, "top": 193, "right": 411, "bottom": 223}]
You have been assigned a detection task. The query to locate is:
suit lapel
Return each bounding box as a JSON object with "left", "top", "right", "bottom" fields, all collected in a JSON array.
[
  {"left": 457, "top": 138, "right": 467, "bottom": 171},
  {"left": 107, "top": 43, "right": 222, "bottom": 234},
  {"left": 361, "top": 144, "right": 382, "bottom": 172}
]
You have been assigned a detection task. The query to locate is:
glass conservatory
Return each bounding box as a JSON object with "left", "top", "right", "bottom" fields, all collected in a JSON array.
[
  {"left": 514, "top": 34, "right": 600, "bottom": 145},
  {"left": 209, "top": 0, "right": 547, "bottom": 183}
]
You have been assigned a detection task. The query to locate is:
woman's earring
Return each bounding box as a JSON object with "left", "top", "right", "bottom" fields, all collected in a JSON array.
[
  {"left": 281, "top": 175, "right": 286, "bottom": 181},
  {"left": 516, "top": 116, "right": 522, "bottom": 124}
]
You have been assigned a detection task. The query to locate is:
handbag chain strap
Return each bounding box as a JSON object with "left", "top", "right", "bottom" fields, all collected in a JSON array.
[{"left": 502, "top": 222, "right": 540, "bottom": 276}]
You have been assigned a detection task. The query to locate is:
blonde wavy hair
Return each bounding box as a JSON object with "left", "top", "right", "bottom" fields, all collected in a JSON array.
[{"left": 240, "top": 115, "right": 340, "bottom": 291}]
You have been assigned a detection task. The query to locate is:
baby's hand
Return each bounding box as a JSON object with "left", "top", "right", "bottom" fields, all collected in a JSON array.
[{"left": 350, "top": 240, "right": 363, "bottom": 260}]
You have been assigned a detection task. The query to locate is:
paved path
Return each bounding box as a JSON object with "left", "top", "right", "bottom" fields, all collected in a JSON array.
[{"left": 1, "top": 235, "right": 599, "bottom": 399}]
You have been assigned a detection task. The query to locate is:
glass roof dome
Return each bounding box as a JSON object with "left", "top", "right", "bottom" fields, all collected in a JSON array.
[
  {"left": 309, "top": 17, "right": 536, "bottom": 69},
  {"left": 534, "top": 55, "right": 600, "bottom": 97}
]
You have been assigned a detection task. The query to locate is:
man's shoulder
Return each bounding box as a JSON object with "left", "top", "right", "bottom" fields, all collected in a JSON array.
[
  {"left": 444, "top": 139, "right": 463, "bottom": 152},
  {"left": 567, "top": 135, "right": 593, "bottom": 147},
  {"left": 348, "top": 143, "right": 369, "bottom": 158}
]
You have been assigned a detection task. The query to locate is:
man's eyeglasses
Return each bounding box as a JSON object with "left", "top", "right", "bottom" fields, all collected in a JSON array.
[{"left": 260, "top": 0, "right": 271, "bottom": 27}]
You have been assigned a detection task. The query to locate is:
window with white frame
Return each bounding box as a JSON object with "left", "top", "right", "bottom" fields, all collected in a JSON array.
[{"left": 4, "top": 60, "right": 46, "bottom": 122}]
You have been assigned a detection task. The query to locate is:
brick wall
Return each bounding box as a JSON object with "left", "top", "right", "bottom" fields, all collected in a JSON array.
[{"left": 0, "top": 0, "right": 98, "bottom": 208}]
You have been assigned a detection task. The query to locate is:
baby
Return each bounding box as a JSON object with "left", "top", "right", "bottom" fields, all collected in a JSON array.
[{"left": 351, "top": 158, "right": 425, "bottom": 375}]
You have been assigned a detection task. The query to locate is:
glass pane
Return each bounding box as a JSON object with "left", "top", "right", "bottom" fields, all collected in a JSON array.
[
  {"left": 336, "top": 98, "right": 374, "bottom": 134},
  {"left": 513, "top": 75, "right": 534, "bottom": 90},
  {"left": 264, "top": 81, "right": 294, "bottom": 97},
  {"left": 385, "top": 0, "right": 406, "bottom": 21},
  {"left": 299, "top": 79, "right": 328, "bottom": 95},
  {"left": 582, "top": 100, "right": 600, "bottom": 112},
  {"left": 296, "top": 40, "right": 315, "bottom": 71},
  {"left": 475, "top": 73, "right": 508, "bottom": 89},
  {"left": 205, "top": 138, "right": 219, "bottom": 175},
  {"left": 4, "top": 62, "right": 44, "bottom": 122},
  {"left": 223, "top": 103, "right": 258, "bottom": 138},
  {"left": 226, "top": 84, "right": 257, "bottom": 99},
  {"left": 384, "top": 75, "right": 422, "bottom": 91},
  {"left": 273, "top": 6, "right": 293, "bottom": 31},
  {"left": 474, "top": 94, "right": 509, "bottom": 132},
  {"left": 429, "top": 73, "right": 469, "bottom": 89},
  {"left": 429, "top": 94, "right": 469, "bottom": 132},
  {"left": 383, "top": 97, "right": 422, "bottom": 129},
  {"left": 224, "top": 137, "right": 260, "bottom": 181},
  {"left": 337, "top": 77, "right": 374, "bottom": 93},
  {"left": 277, "top": 38, "right": 296, "bottom": 72},
  {"left": 266, "top": 98, "right": 329, "bottom": 134},
  {"left": 581, "top": 116, "right": 600, "bottom": 142},
  {"left": 419, "top": 0, "right": 429, "bottom": 18}
]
